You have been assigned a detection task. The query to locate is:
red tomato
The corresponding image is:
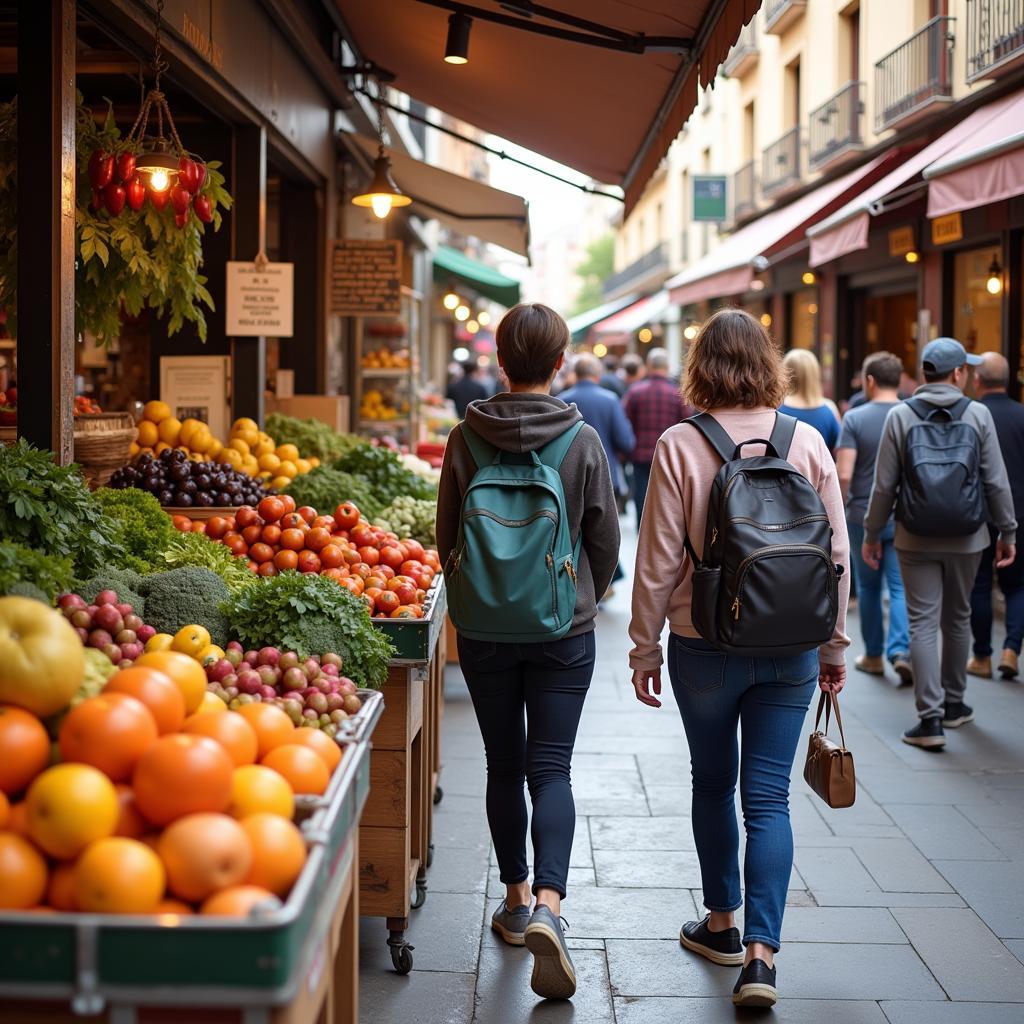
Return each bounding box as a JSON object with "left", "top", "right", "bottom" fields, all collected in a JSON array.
[
  {"left": 388, "top": 579, "right": 418, "bottom": 605},
  {"left": 377, "top": 565, "right": 396, "bottom": 581},
  {"left": 191, "top": 521, "right": 207, "bottom": 534},
  {"left": 364, "top": 575, "right": 387, "bottom": 592},
  {"left": 357, "top": 546, "right": 380, "bottom": 567},
  {"left": 403, "top": 540, "right": 426, "bottom": 561},
  {"left": 242, "top": 524, "right": 262, "bottom": 545},
  {"left": 361, "top": 594, "right": 376, "bottom": 614},
  {"left": 375, "top": 591, "right": 401, "bottom": 615},
  {"left": 305, "top": 528, "right": 331, "bottom": 552},
  {"left": 206, "top": 517, "right": 229, "bottom": 540},
  {"left": 297, "top": 506, "right": 317, "bottom": 525},
  {"left": 280, "top": 513, "right": 307, "bottom": 531},
  {"left": 235, "top": 507, "right": 262, "bottom": 529},
  {"left": 297, "top": 550, "right": 322, "bottom": 574},
  {"left": 262, "top": 524, "right": 282, "bottom": 545},
  {"left": 415, "top": 572, "right": 434, "bottom": 591},
  {"left": 324, "top": 567, "right": 345, "bottom": 582},
  {"left": 249, "top": 542, "right": 274, "bottom": 564},
  {"left": 339, "top": 577, "right": 363, "bottom": 596},
  {"left": 258, "top": 497, "right": 286, "bottom": 524},
  {"left": 279, "top": 495, "right": 296, "bottom": 516},
  {"left": 224, "top": 517, "right": 237, "bottom": 532},
  {"left": 320, "top": 544, "right": 345, "bottom": 570},
  {"left": 400, "top": 560, "right": 422, "bottom": 577},
  {"left": 379, "top": 546, "right": 405, "bottom": 571},
  {"left": 280, "top": 529, "right": 306, "bottom": 552},
  {"left": 351, "top": 563, "right": 372, "bottom": 581},
  {"left": 333, "top": 503, "right": 360, "bottom": 531},
  {"left": 424, "top": 552, "right": 441, "bottom": 571},
  {"left": 364, "top": 587, "right": 384, "bottom": 606},
  {"left": 312, "top": 516, "right": 335, "bottom": 531},
  {"left": 342, "top": 548, "right": 362, "bottom": 567},
  {"left": 172, "top": 515, "right": 192, "bottom": 532},
  {"left": 391, "top": 606, "right": 419, "bottom": 619},
  {"left": 274, "top": 549, "right": 299, "bottom": 572},
  {"left": 227, "top": 536, "right": 248, "bottom": 557},
  {"left": 223, "top": 531, "right": 242, "bottom": 547},
  {"left": 257, "top": 562, "right": 278, "bottom": 577},
  {"left": 350, "top": 527, "right": 375, "bottom": 548}
]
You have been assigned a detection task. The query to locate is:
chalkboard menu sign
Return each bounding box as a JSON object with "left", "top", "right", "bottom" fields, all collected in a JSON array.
[{"left": 331, "top": 240, "right": 403, "bottom": 316}]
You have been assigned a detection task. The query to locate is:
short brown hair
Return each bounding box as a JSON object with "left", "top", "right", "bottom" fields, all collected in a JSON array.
[
  {"left": 495, "top": 303, "right": 569, "bottom": 386},
  {"left": 862, "top": 351, "right": 902, "bottom": 389},
  {"left": 683, "top": 308, "right": 786, "bottom": 410}
]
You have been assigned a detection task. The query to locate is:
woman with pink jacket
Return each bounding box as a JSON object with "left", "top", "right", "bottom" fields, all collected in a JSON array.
[{"left": 628, "top": 309, "right": 850, "bottom": 1009}]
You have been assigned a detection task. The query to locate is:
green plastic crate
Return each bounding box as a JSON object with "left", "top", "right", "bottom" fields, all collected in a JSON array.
[{"left": 371, "top": 576, "right": 447, "bottom": 663}]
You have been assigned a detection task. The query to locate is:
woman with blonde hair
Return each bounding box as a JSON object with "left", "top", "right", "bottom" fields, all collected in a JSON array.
[
  {"left": 780, "top": 348, "right": 841, "bottom": 451},
  {"left": 628, "top": 309, "right": 849, "bottom": 1009}
]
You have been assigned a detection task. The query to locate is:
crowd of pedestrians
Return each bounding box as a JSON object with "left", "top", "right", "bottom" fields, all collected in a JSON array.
[{"left": 438, "top": 302, "right": 1019, "bottom": 1010}]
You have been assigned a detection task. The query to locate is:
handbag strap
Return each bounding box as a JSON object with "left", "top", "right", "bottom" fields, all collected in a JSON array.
[{"left": 813, "top": 691, "right": 848, "bottom": 750}]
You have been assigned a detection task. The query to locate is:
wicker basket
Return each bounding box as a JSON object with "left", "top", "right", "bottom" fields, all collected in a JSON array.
[{"left": 73, "top": 412, "right": 137, "bottom": 488}]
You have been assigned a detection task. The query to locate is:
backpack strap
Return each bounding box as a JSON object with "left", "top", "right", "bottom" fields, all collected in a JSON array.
[
  {"left": 684, "top": 412, "right": 736, "bottom": 464},
  {"left": 905, "top": 396, "right": 971, "bottom": 422},
  {"left": 460, "top": 423, "right": 498, "bottom": 470},
  {"left": 686, "top": 411, "right": 793, "bottom": 462},
  {"left": 537, "top": 421, "right": 585, "bottom": 470},
  {"left": 768, "top": 413, "right": 797, "bottom": 461}
]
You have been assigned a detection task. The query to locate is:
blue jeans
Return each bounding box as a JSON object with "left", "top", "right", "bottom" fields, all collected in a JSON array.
[
  {"left": 848, "top": 519, "right": 909, "bottom": 660},
  {"left": 667, "top": 633, "right": 817, "bottom": 950},
  {"left": 631, "top": 460, "right": 652, "bottom": 527},
  {"left": 458, "top": 631, "right": 595, "bottom": 898},
  {"left": 971, "top": 527, "right": 1024, "bottom": 656}
]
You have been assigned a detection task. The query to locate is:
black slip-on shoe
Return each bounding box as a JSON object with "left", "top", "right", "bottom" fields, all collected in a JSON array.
[
  {"left": 523, "top": 906, "right": 576, "bottom": 1000},
  {"left": 680, "top": 915, "right": 744, "bottom": 966},
  {"left": 491, "top": 901, "right": 531, "bottom": 946},
  {"left": 943, "top": 701, "right": 975, "bottom": 728},
  {"left": 902, "top": 716, "right": 945, "bottom": 749},
  {"left": 733, "top": 958, "right": 777, "bottom": 1008}
]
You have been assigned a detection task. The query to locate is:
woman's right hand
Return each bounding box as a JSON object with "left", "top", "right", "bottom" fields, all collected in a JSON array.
[
  {"left": 818, "top": 660, "right": 846, "bottom": 694},
  {"left": 631, "top": 668, "right": 662, "bottom": 708}
]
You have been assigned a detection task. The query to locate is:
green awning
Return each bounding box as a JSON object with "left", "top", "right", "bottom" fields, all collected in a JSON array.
[{"left": 433, "top": 246, "right": 521, "bottom": 308}]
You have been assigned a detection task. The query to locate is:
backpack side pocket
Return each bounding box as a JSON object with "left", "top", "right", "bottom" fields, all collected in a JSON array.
[{"left": 690, "top": 565, "right": 721, "bottom": 646}]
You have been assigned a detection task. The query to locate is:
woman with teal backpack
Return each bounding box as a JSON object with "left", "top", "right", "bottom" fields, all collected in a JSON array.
[{"left": 436, "top": 303, "right": 620, "bottom": 1001}]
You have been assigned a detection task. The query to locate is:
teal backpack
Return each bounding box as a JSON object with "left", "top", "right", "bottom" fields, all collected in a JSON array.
[{"left": 447, "top": 421, "right": 585, "bottom": 643}]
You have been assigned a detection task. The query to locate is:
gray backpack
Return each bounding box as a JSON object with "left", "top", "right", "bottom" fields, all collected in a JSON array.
[{"left": 896, "top": 397, "right": 985, "bottom": 537}]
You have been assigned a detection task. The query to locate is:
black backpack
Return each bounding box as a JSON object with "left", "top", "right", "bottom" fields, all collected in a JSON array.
[
  {"left": 896, "top": 397, "right": 985, "bottom": 537},
  {"left": 683, "top": 413, "right": 841, "bottom": 657}
]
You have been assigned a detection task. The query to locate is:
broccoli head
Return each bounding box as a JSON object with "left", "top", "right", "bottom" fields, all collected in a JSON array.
[
  {"left": 76, "top": 568, "right": 147, "bottom": 614},
  {"left": 140, "top": 567, "right": 230, "bottom": 647}
]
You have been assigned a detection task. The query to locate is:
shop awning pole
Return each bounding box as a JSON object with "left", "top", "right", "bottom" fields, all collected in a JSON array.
[{"left": 17, "top": 0, "right": 76, "bottom": 464}]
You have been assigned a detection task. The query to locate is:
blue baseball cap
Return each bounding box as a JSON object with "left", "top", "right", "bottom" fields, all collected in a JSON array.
[{"left": 921, "top": 337, "right": 983, "bottom": 375}]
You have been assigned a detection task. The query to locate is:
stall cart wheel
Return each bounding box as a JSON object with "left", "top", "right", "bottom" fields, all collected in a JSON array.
[
  {"left": 411, "top": 872, "right": 428, "bottom": 910},
  {"left": 388, "top": 931, "right": 415, "bottom": 975},
  {"left": 426, "top": 841, "right": 435, "bottom": 868},
  {"left": 433, "top": 784, "right": 444, "bottom": 806}
]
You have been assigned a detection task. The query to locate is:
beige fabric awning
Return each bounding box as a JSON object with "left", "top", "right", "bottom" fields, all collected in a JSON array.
[{"left": 347, "top": 133, "right": 530, "bottom": 257}]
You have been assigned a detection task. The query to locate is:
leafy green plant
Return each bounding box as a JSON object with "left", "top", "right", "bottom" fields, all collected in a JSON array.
[
  {"left": 334, "top": 445, "right": 437, "bottom": 506},
  {"left": 0, "top": 541, "right": 75, "bottom": 603},
  {"left": 141, "top": 567, "right": 230, "bottom": 647},
  {"left": 160, "top": 531, "right": 259, "bottom": 593},
  {"left": 265, "top": 414, "right": 367, "bottom": 463},
  {"left": 94, "top": 487, "right": 176, "bottom": 573},
  {"left": 284, "top": 466, "right": 383, "bottom": 519},
  {"left": 222, "top": 572, "right": 394, "bottom": 689}
]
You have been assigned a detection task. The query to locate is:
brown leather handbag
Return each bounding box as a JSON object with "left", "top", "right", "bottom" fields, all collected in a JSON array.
[{"left": 803, "top": 692, "right": 856, "bottom": 808}]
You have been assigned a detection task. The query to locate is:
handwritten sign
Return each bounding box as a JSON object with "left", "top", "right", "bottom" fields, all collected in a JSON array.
[
  {"left": 226, "top": 261, "right": 294, "bottom": 337},
  {"left": 330, "top": 240, "right": 402, "bottom": 316}
]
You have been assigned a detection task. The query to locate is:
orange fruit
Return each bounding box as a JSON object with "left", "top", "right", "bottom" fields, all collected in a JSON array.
[
  {"left": 143, "top": 400, "right": 171, "bottom": 423},
  {"left": 154, "top": 898, "right": 193, "bottom": 915},
  {"left": 0, "top": 791, "right": 8, "bottom": 829},
  {"left": 276, "top": 728, "right": 342, "bottom": 773},
  {"left": 0, "top": 705, "right": 51, "bottom": 796},
  {"left": 26, "top": 764, "right": 119, "bottom": 859},
  {"left": 235, "top": 703, "right": 295, "bottom": 759},
  {"left": 200, "top": 884, "right": 280, "bottom": 917},
  {"left": 0, "top": 832, "right": 48, "bottom": 909},
  {"left": 133, "top": 651, "right": 207, "bottom": 714},
  {"left": 228, "top": 765, "right": 295, "bottom": 820},
  {"left": 261, "top": 745, "right": 329, "bottom": 796},
  {"left": 47, "top": 861, "right": 78, "bottom": 911},
  {"left": 158, "top": 813, "right": 252, "bottom": 902},
  {"left": 7, "top": 801, "right": 28, "bottom": 837},
  {"left": 132, "top": 734, "right": 234, "bottom": 826},
  {"left": 182, "top": 712, "right": 258, "bottom": 767},
  {"left": 241, "top": 814, "right": 306, "bottom": 897},
  {"left": 170, "top": 625, "right": 212, "bottom": 659},
  {"left": 74, "top": 837, "right": 166, "bottom": 914},
  {"left": 136, "top": 420, "right": 159, "bottom": 448},
  {"left": 105, "top": 667, "right": 186, "bottom": 735},
  {"left": 58, "top": 693, "right": 159, "bottom": 782},
  {"left": 196, "top": 692, "right": 228, "bottom": 715},
  {"left": 112, "top": 784, "right": 148, "bottom": 839}
]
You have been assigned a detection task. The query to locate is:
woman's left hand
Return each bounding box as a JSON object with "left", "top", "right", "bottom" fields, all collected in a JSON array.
[{"left": 631, "top": 668, "right": 662, "bottom": 708}]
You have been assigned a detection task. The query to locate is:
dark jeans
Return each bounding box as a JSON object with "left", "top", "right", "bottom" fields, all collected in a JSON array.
[
  {"left": 667, "top": 633, "right": 817, "bottom": 950},
  {"left": 632, "top": 460, "right": 652, "bottom": 527},
  {"left": 971, "top": 527, "right": 1024, "bottom": 656},
  {"left": 458, "top": 630, "right": 595, "bottom": 898}
]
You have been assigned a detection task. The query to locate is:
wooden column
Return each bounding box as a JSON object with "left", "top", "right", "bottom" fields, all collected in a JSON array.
[
  {"left": 17, "top": 0, "right": 76, "bottom": 462},
  {"left": 230, "top": 125, "right": 267, "bottom": 424}
]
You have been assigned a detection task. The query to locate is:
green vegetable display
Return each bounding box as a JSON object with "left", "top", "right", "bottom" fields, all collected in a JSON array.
[
  {"left": 76, "top": 568, "right": 147, "bottom": 614},
  {"left": 265, "top": 413, "right": 367, "bottom": 463},
  {"left": 0, "top": 541, "right": 75, "bottom": 603},
  {"left": 222, "top": 571, "right": 394, "bottom": 689},
  {"left": 160, "top": 531, "right": 259, "bottom": 594},
  {"left": 94, "top": 487, "right": 177, "bottom": 574},
  {"left": 141, "top": 567, "right": 230, "bottom": 647},
  {"left": 334, "top": 445, "right": 438, "bottom": 506},
  {"left": 0, "top": 440, "right": 123, "bottom": 580},
  {"left": 285, "top": 466, "right": 384, "bottom": 520},
  {"left": 374, "top": 497, "right": 437, "bottom": 546}
]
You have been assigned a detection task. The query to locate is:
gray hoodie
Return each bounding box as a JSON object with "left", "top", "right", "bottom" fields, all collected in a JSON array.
[
  {"left": 436, "top": 393, "right": 621, "bottom": 637},
  {"left": 864, "top": 383, "right": 1017, "bottom": 552}
]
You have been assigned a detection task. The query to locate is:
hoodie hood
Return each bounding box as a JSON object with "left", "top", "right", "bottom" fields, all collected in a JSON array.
[
  {"left": 912, "top": 383, "right": 970, "bottom": 407},
  {"left": 464, "top": 393, "right": 582, "bottom": 453}
]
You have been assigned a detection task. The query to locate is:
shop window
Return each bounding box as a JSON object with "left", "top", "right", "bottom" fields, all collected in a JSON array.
[
  {"left": 789, "top": 287, "right": 818, "bottom": 350},
  {"left": 952, "top": 247, "right": 1003, "bottom": 357}
]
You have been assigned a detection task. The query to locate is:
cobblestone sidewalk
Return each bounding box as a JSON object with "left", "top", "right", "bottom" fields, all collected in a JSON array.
[{"left": 359, "top": 542, "right": 1024, "bottom": 1023}]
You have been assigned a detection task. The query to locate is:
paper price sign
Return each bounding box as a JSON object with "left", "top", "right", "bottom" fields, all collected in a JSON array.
[{"left": 226, "top": 261, "right": 294, "bottom": 337}]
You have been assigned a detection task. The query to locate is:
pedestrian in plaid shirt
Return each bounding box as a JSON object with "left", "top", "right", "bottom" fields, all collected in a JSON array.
[{"left": 622, "top": 348, "right": 693, "bottom": 524}]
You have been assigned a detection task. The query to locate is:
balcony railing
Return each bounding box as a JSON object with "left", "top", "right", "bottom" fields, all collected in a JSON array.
[
  {"left": 967, "top": 0, "right": 1024, "bottom": 82},
  {"left": 723, "top": 20, "right": 759, "bottom": 77},
  {"left": 765, "top": 0, "right": 807, "bottom": 35},
  {"left": 602, "top": 243, "right": 668, "bottom": 298},
  {"left": 875, "top": 16, "right": 955, "bottom": 132},
  {"left": 733, "top": 161, "right": 757, "bottom": 219},
  {"left": 762, "top": 126, "right": 801, "bottom": 197},
  {"left": 809, "top": 81, "right": 864, "bottom": 170}
]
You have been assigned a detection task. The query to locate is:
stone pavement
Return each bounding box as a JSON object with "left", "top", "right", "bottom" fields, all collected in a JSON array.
[{"left": 359, "top": 537, "right": 1024, "bottom": 1023}]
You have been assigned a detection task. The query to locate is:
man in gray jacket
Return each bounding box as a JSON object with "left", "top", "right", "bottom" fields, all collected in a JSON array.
[{"left": 863, "top": 338, "right": 1016, "bottom": 749}]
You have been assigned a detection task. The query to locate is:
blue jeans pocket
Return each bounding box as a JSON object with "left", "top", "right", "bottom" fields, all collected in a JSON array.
[
  {"left": 459, "top": 636, "right": 497, "bottom": 662},
  {"left": 771, "top": 649, "right": 818, "bottom": 685},
  {"left": 672, "top": 634, "right": 726, "bottom": 693},
  {"left": 542, "top": 633, "right": 588, "bottom": 666}
]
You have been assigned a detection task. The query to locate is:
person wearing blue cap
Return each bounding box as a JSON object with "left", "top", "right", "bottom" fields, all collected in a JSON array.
[{"left": 863, "top": 338, "right": 1017, "bottom": 750}]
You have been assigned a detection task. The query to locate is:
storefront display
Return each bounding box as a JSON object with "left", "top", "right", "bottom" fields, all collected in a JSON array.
[{"left": 951, "top": 246, "right": 1005, "bottom": 357}]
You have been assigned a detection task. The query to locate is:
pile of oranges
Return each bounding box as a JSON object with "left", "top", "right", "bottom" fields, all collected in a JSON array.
[{"left": 0, "top": 649, "right": 344, "bottom": 917}]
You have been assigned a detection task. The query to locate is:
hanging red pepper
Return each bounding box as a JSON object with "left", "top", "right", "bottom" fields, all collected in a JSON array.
[{"left": 88, "top": 150, "right": 114, "bottom": 190}]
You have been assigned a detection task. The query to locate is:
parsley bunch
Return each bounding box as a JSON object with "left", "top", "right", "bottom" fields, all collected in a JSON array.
[
  {"left": 0, "top": 541, "right": 75, "bottom": 603},
  {"left": 334, "top": 445, "right": 437, "bottom": 506},
  {"left": 94, "top": 487, "right": 176, "bottom": 573}
]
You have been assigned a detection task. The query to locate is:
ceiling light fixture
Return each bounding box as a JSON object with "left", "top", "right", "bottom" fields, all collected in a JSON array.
[
  {"left": 466, "top": 319, "right": 480, "bottom": 334},
  {"left": 477, "top": 310, "right": 491, "bottom": 326},
  {"left": 986, "top": 255, "right": 1003, "bottom": 296},
  {"left": 904, "top": 250, "right": 920, "bottom": 264},
  {"left": 801, "top": 271, "right": 816, "bottom": 285},
  {"left": 351, "top": 77, "right": 412, "bottom": 219},
  {"left": 455, "top": 304, "right": 471, "bottom": 322},
  {"left": 443, "top": 289, "right": 461, "bottom": 310},
  {"left": 444, "top": 12, "right": 473, "bottom": 64},
  {"left": 593, "top": 343, "right": 608, "bottom": 358},
  {"left": 638, "top": 327, "right": 653, "bottom": 343}
]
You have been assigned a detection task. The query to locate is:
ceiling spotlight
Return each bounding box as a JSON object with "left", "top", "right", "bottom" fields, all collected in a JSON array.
[
  {"left": 444, "top": 12, "right": 472, "bottom": 64},
  {"left": 455, "top": 304, "right": 471, "bottom": 322},
  {"left": 477, "top": 310, "right": 491, "bottom": 326},
  {"left": 801, "top": 270, "right": 816, "bottom": 285},
  {"left": 986, "top": 256, "right": 1003, "bottom": 296},
  {"left": 443, "top": 290, "right": 460, "bottom": 310}
]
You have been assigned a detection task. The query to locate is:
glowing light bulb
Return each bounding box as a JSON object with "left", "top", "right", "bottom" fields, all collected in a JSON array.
[
  {"left": 149, "top": 168, "right": 170, "bottom": 193},
  {"left": 802, "top": 271, "right": 816, "bottom": 285},
  {"left": 443, "top": 291, "right": 460, "bottom": 310},
  {"left": 986, "top": 275, "right": 1002, "bottom": 295},
  {"left": 477, "top": 310, "right": 491, "bottom": 326},
  {"left": 683, "top": 324, "right": 699, "bottom": 340},
  {"left": 638, "top": 327, "right": 653, "bottom": 343},
  {"left": 593, "top": 343, "right": 608, "bottom": 358},
  {"left": 370, "top": 193, "right": 394, "bottom": 219},
  {"left": 455, "top": 304, "right": 470, "bottom": 322},
  {"left": 466, "top": 320, "right": 480, "bottom": 334},
  {"left": 453, "top": 347, "right": 470, "bottom": 361},
  {"left": 760, "top": 313, "right": 773, "bottom": 328},
  {"left": 905, "top": 250, "right": 920, "bottom": 264}
]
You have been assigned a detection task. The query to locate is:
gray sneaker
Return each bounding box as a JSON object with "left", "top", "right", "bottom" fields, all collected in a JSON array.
[
  {"left": 524, "top": 905, "right": 577, "bottom": 999},
  {"left": 491, "top": 901, "right": 531, "bottom": 946}
]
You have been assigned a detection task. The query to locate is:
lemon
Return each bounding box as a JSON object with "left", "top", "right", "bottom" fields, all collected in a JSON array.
[
  {"left": 196, "top": 644, "right": 225, "bottom": 667},
  {"left": 241, "top": 454, "right": 259, "bottom": 476},
  {"left": 235, "top": 427, "right": 259, "bottom": 448},
  {"left": 270, "top": 475, "right": 292, "bottom": 492},
  {"left": 258, "top": 452, "right": 281, "bottom": 473},
  {"left": 232, "top": 417, "right": 258, "bottom": 435},
  {"left": 254, "top": 434, "right": 276, "bottom": 457},
  {"left": 277, "top": 460, "right": 298, "bottom": 480},
  {"left": 218, "top": 448, "right": 243, "bottom": 468},
  {"left": 308, "top": 457, "right": 320, "bottom": 468},
  {"left": 136, "top": 421, "right": 159, "bottom": 448},
  {"left": 143, "top": 400, "right": 171, "bottom": 423},
  {"left": 275, "top": 444, "right": 299, "bottom": 464},
  {"left": 171, "top": 624, "right": 212, "bottom": 658},
  {"left": 154, "top": 441, "right": 171, "bottom": 455},
  {"left": 207, "top": 438, "right": 223, "bottom": 458},
  {"left": 294, "top": 458, "right": 311, "bottom": 475},
  {"left": 128, "top": 441, "right": 140, "bottom": 457},
  {"left": 178, "top": 418, "right": 202, "bottom": 447},
  {"left": 145, "top": 633, "right": 175, "bottom": 653},
  {"left": 228, "top": 437, "right": 251, "bottom": 457},
  {"left": 196, "top": 691, "right": 227, "bottom": 715},
  {"left": 157, "top": 417, "right": 182, "bottom": 446}
]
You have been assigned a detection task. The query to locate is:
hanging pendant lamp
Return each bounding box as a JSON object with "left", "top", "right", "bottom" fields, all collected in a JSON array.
[{"left": 352, "top": 78, "right": 412, "bottom": 219}]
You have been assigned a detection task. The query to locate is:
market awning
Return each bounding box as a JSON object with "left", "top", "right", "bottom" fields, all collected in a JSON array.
[
  {"left": 808, "top": 91, "right": 1022, "bottom": 266},
  {"left": 433, "top": 245, "right": 521, "bottom": 307},
  {"left": 594, "top": 290, "right": 670, "bottom": 334},
  {"left": 347, "top": 133, "right": 530, "bottom": 257},
  {"left": 339, "top": 0, "right": 759, "bottom": 214},
  {"left": 924, "top": 88, "right": 1024, "bottom": 218},
  {"left": 566, "top": 294, "right": 639, "bottom": 342},
  {"left": 668, "top": 153, "right": 894, "bottom": 305}
]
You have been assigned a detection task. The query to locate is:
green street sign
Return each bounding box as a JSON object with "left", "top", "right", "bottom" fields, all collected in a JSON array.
[{"left": 693, "top": 175, "right": 728, "bottom": 222}]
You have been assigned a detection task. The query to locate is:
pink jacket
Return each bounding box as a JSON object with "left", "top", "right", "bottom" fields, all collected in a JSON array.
[{"left": 628, "top": 407, "right": 851, "bottom": 671}]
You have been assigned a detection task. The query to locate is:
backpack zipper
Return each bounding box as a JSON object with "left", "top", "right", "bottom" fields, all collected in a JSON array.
[
  {"left": 728, "top": 514, "right": 830, "bottom": 531},
  {"left": 463, "top": 508, "right": 557, "bottom": 528},
  {"left": 563, "top": 556, "right": 577, "bottom": 585},
  {"left": 731, "top": 543, "right": 836, "bottom": 622}
]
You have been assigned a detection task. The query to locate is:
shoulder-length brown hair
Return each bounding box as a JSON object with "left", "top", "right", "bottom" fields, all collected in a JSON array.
[{"left": 683, "top": 308, "right": 786, "bottom": 410}]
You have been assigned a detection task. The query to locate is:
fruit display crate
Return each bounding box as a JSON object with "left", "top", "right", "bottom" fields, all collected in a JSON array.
[
  {"left": 161, "top": 504, "right": 240, "bottom": 521},
  {"left": 0, "top": 740, "right": 373, "bottom": 1016},
  {"left": 370, "top": 576, "right": 447, "bottom": 662}
]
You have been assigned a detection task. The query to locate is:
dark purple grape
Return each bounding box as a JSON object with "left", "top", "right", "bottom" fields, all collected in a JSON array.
[
  {"left": 158, "top": 489, "right": 175, "bottom": 505},
  {"left": 195, "top": 492, "right": 214, "bottom": 507},
  {"left": 218, "top": 491, "right": 232, "bottom": 505},
  {"left": 196, "top": 473, "right": 211, "bottom": 489},
  {"left": 174, "top": 491, "right": 194, "bottom": 506},
  {"left": 181, "top": 478, "right": 197, "bottom": 495}
]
